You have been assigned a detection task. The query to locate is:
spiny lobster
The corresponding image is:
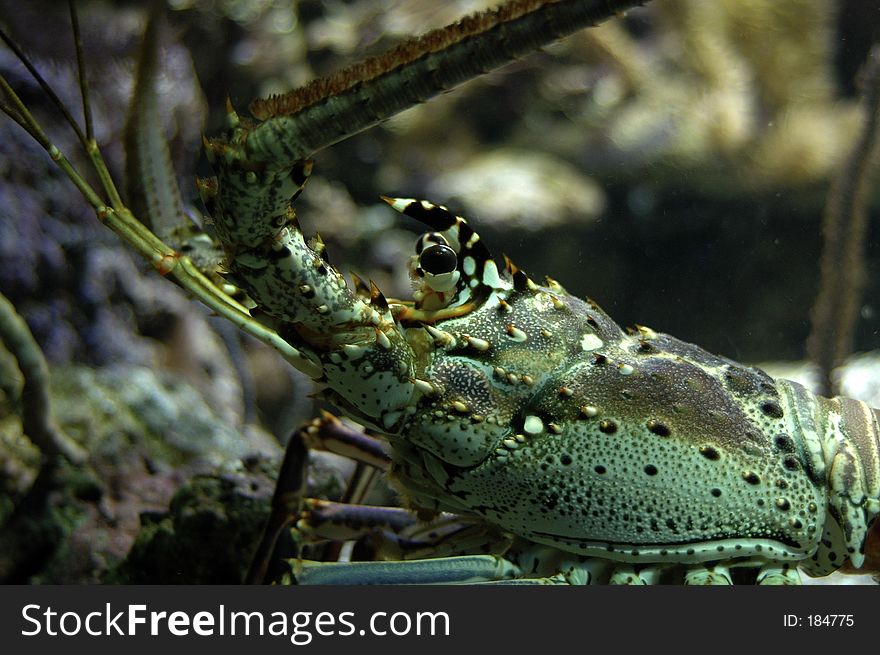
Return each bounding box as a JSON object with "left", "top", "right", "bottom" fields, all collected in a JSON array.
[{"left": 1, "top": 0, "right": 879, "bottom": 584}]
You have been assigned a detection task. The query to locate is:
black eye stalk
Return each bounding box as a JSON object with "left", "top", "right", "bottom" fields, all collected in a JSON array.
[
  {"left": 419, "top": 243, "right": 458, "bottom": 276},
  {"left": 414, "top": 232, "right": 460, "bottom": 294}
]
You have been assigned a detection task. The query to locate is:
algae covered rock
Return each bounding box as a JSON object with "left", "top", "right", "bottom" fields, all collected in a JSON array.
[
  {"left": 0, "top": 362, "right": 281, "bottom": 583},
  {"left": 108, "top": 467, "right": 276, "bottom": 584}
]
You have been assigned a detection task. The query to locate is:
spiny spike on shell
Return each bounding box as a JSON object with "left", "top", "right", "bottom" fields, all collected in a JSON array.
[
  {"left": 309, "top": 233, "right": 330, "bottom": 262},
  {"left": 196, "top": 176, "right": 218, "bottom": 199},
  {"left": 202, "top": 134, "right": 222, "bottom": 163},
  {"left": 411, "top": 377, "right": 440, "bottom": 396},
  {"left": 224, "top": 96, "right": 239, "bottom": 127},
  {"left": 369, "top": 280, "right": 389, "bottom": 312},
  {"left": 451, "top": 400, "right": 471, "bottom": 414},
  {"left": 424, "top": 324, "right": 456, "bottom": 347},
  {"left": 350, "top": 271, "right": 371, "bottom": 298},
  {"left": 545, "top": 277, "right": 566, "bottom": 293},
  {"left": 513, "top": 269, "right": 533, "bottom": 293},
  {"left": 374, "top": 327, "right": 392, "bottom": 349},
  {"left": 502, "top": 254, "right": 537, "bottom": 292},
  {"left": 342, "top": 343, "right": 367, "bottom": 358},
  {"left": 464, "top": 335, "right": 490, "bottom": 351}
]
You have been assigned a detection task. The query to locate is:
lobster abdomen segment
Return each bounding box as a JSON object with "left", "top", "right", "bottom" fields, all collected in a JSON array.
[{"left": 778, "top": 382, "right": 880, "bottom": 574}]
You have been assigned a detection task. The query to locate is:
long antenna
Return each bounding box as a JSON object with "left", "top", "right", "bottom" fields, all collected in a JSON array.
[
  {"left": 0, "top": 19, "right": 89, "bottom": 151},
  {"left": 238, "top": 0, "right": 646, "bottom": 164},
  {"left": 69, "top": 0, "right": 94, "bottom": 142}
]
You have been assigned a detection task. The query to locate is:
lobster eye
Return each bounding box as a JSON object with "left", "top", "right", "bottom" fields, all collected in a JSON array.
[{"left": 419, "top": 244, "right": 458, "bottom": 275}]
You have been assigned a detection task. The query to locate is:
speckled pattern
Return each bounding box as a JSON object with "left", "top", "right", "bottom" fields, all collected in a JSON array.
[{"left": 403, "top": 286, "right": 832, "bottom": 567}]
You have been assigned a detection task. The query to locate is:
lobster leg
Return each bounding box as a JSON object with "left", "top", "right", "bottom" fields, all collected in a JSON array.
[
  {"left": 298, "top": 412, "right": 392, "bottom": 472},
  {"left": 294, "top": 499, "right": 510, "bottom": 558},
  {"left": 756, "top": 564, "right": 802, "bottom": 585},
  {"left": 290, "top": 555, "right": 523, "bottom": 585},
  {"left": 683, "top": 565, "right": 734, "bottom": 586},
  {"left": 608, "top": 566, "right": 662, "bottom": 585}
]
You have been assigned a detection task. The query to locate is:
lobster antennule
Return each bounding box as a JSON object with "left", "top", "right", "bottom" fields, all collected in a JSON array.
[{"left": 381, "top": 196, "right": 457, "bottom": 231}]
